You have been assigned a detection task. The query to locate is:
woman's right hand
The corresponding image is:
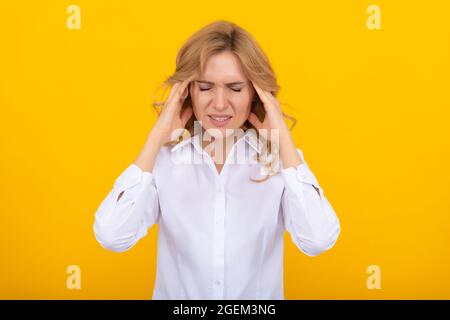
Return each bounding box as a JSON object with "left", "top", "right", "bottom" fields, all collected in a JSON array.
[
  {"left": 134, "top": 80, "right": 192, "bottom": 173},
  {"left": 151, "top": 80, "right": 193, "bottom": 146}
]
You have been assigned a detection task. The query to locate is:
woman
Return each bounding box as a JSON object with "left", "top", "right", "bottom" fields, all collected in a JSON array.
[{"left": 93, "top": 20, "right": 341, "bottom": 300}]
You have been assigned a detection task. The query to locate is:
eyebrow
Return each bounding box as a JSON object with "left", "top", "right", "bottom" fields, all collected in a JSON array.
[{"left": 196, "top": 80, "right": 245, "bottom": 86}]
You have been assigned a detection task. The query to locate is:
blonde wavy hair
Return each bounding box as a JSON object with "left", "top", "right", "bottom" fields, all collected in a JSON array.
[{"left": 152, "top": 20, "right": 297, "bottom": 182}]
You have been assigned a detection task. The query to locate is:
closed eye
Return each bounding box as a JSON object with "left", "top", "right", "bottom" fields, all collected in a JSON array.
[{"left": 198, "top": 86, "right": 242, "bottom": 92}]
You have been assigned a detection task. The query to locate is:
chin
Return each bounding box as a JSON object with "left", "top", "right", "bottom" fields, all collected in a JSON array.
[{"left": 204, "top": 126, "right": 237, "bottom": 140}]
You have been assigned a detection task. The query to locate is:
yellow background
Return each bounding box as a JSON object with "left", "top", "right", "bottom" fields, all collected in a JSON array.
[{"left": 1, "top": 0, "right": 449, "bottom": 299}]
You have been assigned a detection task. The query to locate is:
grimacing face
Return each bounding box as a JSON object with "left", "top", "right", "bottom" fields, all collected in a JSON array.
[{"left": 188, "top": 51, "right": 256, "bottom": 140}]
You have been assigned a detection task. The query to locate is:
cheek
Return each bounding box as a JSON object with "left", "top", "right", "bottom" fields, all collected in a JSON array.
[
  {"left": 191, "top": 88, "right": 210, "bottom": 105},
  {"left": 191, "top": 94, "right": 208, "bottom": 119},
  {"left": 231, "top": 94, "right": 251, "bottom": 116}
]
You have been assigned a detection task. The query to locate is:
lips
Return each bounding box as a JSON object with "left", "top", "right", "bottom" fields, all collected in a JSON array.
[
  {"left": 208, "top": 115, "right": 232, "bottom": 122},
  {"left": 208, "top": 115, "right": 232, "bottom": 127}
]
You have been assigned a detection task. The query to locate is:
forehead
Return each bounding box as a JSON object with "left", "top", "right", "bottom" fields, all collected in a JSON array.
[{"left": 201, "top": 51, "right": 247, "bottom": 82}]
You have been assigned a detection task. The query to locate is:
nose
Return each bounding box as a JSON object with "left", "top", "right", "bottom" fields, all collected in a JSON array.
[{"left": 213, "top": 87, "right": 227, "bottom": 111}]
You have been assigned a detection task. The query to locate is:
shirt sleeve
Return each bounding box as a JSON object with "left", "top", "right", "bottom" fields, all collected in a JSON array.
[
  {"left": 280, "top": 148, "right": 341, "bottom": 257},
  {"left": 93, "top": 163, "right": 160, "bottom": 253}
]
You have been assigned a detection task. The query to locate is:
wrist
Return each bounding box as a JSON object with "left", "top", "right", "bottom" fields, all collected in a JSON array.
[{"left": 148, "top": 129, "right": 166, "bottom": 149}]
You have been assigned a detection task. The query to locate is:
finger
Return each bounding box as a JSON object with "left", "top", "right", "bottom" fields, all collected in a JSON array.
[
  {"left": 251, "top": 81, "right": 271, "bottom": 106},
  {"left": 265, "top": 92, "right": 281, "bottom": 111},
  {"left": 167, "top": 81, "right": 182, "bottom": 102},
  {"left": 175, "top": 79, "right": 190, "bottom": 100},
  {"left": 180, "top": 106, "right": 193, "bottom": 126},
  {"left": 264, "top": 90, "right": 278, "bottom": 104},
  {"left": 247, "top": 112, "right": 263, "bottom": 129},
  {"left": 254, "top": 82, "right": 278, "bottom": 106},
  {"left": 181, "top": 87, "right": 188, "bottom": 99},
  {"left": 165, "top": 80, "right": 189, "bottom": 113},
  {"left": 252, "top": 82, "right": 282, "bottom": 115}
]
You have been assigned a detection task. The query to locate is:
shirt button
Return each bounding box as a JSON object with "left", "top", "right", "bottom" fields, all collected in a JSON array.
[{"left": 215, "top": 280, "right": 221, "bottom": 286}]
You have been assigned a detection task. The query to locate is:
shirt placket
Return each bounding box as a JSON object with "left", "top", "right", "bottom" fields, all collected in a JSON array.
[{"left": 212, "top": 182, "right": 226, "bottom": 299}]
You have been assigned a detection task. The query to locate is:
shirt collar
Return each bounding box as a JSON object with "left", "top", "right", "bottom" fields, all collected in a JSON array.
[{"left": 170, "top": 129, "right": 262, "bottom": 155}]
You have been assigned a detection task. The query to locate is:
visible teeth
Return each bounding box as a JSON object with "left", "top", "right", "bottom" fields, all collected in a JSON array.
[{"left": 210, "top": 116, "right": 230, "bottom": 122}]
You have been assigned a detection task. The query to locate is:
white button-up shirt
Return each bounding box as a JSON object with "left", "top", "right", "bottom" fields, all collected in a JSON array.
[{"left": 93, "top": 130, "right": 341, "bottom": 299}]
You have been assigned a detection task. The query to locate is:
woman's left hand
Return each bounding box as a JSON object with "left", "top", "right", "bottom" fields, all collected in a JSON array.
[
  {"left": 248, "top": 81, "right": 303, "bottom": 169},
  {"left": 247, "top": 81, "right": 288, "bottom": 142}
]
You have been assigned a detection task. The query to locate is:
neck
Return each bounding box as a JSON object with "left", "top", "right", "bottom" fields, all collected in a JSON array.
[{"left": 200, "top": 128, "right": 239, "bottom": 164}]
